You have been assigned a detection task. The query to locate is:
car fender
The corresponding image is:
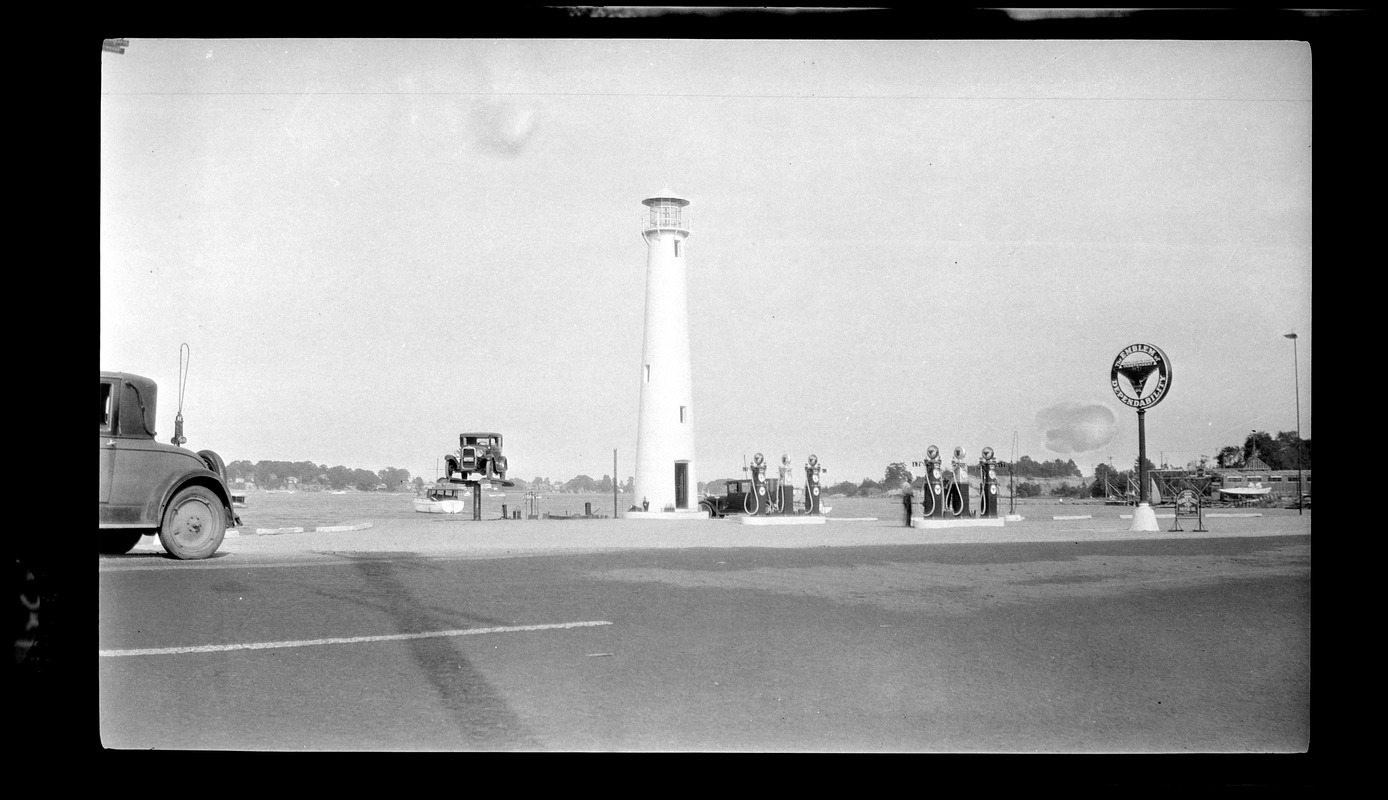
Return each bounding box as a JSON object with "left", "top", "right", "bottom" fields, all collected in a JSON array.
[{"left": 147, "top": 468, "right": 238, "bottom": 528}]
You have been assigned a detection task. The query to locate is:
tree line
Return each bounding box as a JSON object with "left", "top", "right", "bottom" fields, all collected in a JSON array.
[
  {"left": 227, "top": 460, "right": 413, "bottom": 492},
  {"left": 228, "top": 431, "right": 1307, "bottom": 496},
  {"left": 227, "top": 460, "right": 640, "bottom": 494},
  {"left": 818, "top": 456, "right": 1083, "bottom": 498},
  {"left": 1216, "top": 430, "right": 1310, "bottom": 471}
]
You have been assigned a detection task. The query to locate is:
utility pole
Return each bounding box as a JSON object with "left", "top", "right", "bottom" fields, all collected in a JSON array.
[{"left": 1285, "top": 333, "right": 1303, "bottom": 514}]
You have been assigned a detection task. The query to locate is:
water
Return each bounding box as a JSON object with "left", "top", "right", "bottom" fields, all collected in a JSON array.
[{"left": 236, "top": 490, "right": 640, "bottom": 530}]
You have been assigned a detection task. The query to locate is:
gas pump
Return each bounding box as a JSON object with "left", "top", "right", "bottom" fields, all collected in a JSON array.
[
  {"left": 945, "top": 446, "right": 971, "bottom": 517},
  {"left": 777, "top": 454, "right": 796, "bottom": 515},
  {"left": 919, "top": 445, "right": 945, "bottom": 519},
  {"left": 803, "top": 454, "right": 826, "bottom": 515},
  {"left": 978, "top": 446, "right": 999, "bottom": 519},
  {"left": 743, "top": 452, "right": 770, "bottom": 515}
]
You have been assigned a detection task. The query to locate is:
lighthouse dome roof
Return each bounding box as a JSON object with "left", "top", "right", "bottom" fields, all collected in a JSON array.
[{"left": 643, "top": 187, "right": 689, "bottom": 207}]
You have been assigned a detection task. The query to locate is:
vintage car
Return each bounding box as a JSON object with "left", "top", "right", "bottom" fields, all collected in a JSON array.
[
  {"left": 443, "top": 432, "right": 509, "bottom": 483},
  {"left": 99, "top": 371, "right": 240, "bottom": 559},
  {"left": 699, "top": 478, "right": 757, "bottom": 517}
]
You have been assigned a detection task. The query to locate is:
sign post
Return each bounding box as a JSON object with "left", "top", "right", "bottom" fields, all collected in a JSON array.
[
  {"left": 1111, "top": 343, "right": 1172, "bottom": 532},
  {"left": 1171, "top": 487, "right": 1207, "bottom": 533}
]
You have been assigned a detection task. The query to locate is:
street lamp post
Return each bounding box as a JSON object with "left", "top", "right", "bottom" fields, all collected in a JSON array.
[{"left": 1284, "top": 332, "right": 1303, "bottom": 514}]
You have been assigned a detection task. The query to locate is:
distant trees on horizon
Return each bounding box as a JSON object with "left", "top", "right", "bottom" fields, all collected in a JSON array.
[
  {"left": 228, "top": 460, "right": 412, "bottom": 492},
  {"left": 228, "top": 433, "right": 1307, "bottom": 497},
  {"left": 1216, "top": 430, "right": 1311, "bottom": 471}
]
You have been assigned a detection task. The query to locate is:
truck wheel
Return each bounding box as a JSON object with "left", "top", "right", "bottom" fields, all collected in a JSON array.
[
  {"left": 99, "top": 531, "right": 145, "bottom": 555},
  {"left": 158, "top": 486, "right": 226, "bottom": 560}
]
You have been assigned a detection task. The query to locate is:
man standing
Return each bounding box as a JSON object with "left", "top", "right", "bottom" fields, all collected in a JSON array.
[{"left": 902, "top": 483, "right": 914, "bottom": 527}]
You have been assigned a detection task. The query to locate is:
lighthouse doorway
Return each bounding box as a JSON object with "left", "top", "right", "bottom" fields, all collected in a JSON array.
[{"left": 674, "top": 461, "right": 689, "bottom": 509}]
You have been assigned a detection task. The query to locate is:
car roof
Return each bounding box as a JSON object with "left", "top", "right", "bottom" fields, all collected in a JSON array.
[
  {"left": 459, "top": 432, "right": 502, "bottom": 437},
  {"left": 101, "top": 371, "right": 153, "bottom": 384}
]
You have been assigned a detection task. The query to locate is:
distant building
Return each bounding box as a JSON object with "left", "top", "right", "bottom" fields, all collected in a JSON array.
[{"left": 1213, "top": 465, "right": 1311, "bottom": 499}]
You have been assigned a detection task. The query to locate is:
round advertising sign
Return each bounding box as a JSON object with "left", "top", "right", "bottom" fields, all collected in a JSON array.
[{"left": 1111, "top": 343, "right": 1172, "bottom": 409}]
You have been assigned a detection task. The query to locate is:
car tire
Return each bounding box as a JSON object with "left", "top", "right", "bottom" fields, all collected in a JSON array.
[
  {"left": 197, "top": 449, "right": 227, "bottom": 482},
  {"left": 158, "top": 485, "right": 226, "bottom": 560},
  {"left": 99, "top": 530, "right": 145, "bottom": 555}
]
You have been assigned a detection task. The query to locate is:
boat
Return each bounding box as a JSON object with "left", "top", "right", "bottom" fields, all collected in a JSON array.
[
  {"left": 1219, "top": 483, "right": 1271, "bottom": 500},
  {"left": 413, "top": 483, "right": 469, "bottom": 514}
]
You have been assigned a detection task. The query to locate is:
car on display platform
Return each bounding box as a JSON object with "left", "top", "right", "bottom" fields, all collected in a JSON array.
[
  {"left": 99, "top": 371, "right": 240, "bottom": 559},
  {"left": 443, "top": 432, "right": 509, "bottom": 483}
]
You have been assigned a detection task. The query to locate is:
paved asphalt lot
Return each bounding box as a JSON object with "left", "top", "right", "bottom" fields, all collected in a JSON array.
[
  {"left": 79, "top": 510, "right": 1313, "bottom": 758},
  {"left": 129, "top": 505, "right": 1311, "bottom": 561}
]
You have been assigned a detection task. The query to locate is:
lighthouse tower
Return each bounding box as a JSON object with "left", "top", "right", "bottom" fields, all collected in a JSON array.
[{"left": 631, "top": 189, "right": 701, "bottom": 515}]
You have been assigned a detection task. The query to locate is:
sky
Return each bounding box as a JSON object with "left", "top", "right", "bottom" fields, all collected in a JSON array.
[{"left": 100, "top": 37, "right": 1311, "bottom": 486}]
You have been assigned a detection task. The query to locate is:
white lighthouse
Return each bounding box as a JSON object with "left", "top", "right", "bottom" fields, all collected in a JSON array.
[{"left": 630, "top": 189, "right": 703, "bottom": 516}]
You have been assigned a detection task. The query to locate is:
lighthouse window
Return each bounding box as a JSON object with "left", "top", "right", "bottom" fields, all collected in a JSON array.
[
  {"left": 679, "top": 405, "right": 686, "bottom": 423},
  {"left": 674, "top": 240, "right": 680, "bottom": 257},
  {"left": 644, "top": 364, "right": 650, "bottom": 383}
]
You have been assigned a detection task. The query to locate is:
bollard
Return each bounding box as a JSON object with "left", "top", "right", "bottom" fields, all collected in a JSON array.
[{"left": 502, "top": 503, "right": 508, "bottom": 519}]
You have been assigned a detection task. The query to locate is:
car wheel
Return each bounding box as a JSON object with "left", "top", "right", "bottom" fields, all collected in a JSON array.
[
  {"left": 99, "top": 530, "right": 145, "bottom": 555},
  {"left": 198, "top": 449, "right": 227, "bottom": 481},
  {"left": 158, "top": 485, "right": 226, "bottom": 560}
]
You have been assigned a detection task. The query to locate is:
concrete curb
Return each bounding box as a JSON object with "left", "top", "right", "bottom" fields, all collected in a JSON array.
[{"left": 247, "top": 521, "right": 374, "bottom": 536}]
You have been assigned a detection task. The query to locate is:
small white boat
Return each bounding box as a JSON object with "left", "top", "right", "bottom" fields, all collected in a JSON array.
[
  {"left": 1220, "top": 482, "right": 1271, "bottom": 500},
  {"left": 414, "top": 483, "right": 469, "bottom": 514}
]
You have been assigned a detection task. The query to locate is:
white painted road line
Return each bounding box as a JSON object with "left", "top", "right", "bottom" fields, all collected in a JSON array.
[{"left": 99, "top": 620, "right": 613, "bottom": 658}]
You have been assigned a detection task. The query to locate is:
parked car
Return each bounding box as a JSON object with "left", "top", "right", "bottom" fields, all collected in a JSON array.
[
  {"left": 699, "top": 478, "right": 756, "bottom": 517},
  {"left": 99, "top": 371, "right": 239, "bottom": 559}
]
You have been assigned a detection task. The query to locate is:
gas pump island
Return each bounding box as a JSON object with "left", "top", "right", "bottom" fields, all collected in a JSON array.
[
  {"left": 736, "top": 452, "right": 829, "bottom": 525},
  {"left": 912, "top": 445, "right": 1005, "bottom": 529}
]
